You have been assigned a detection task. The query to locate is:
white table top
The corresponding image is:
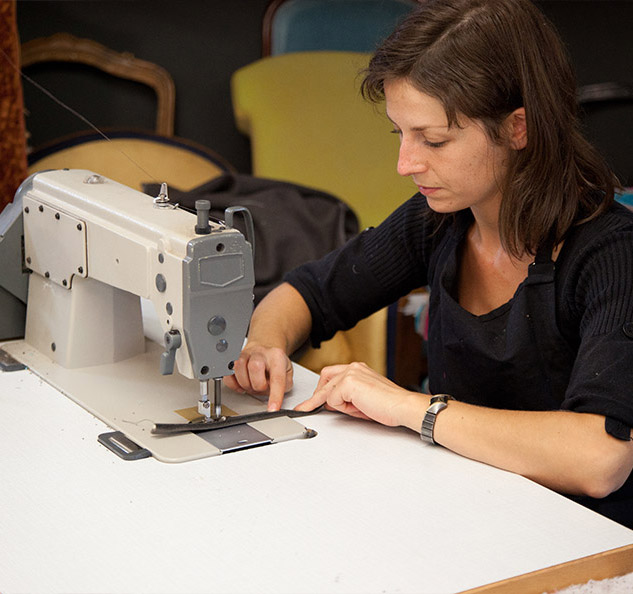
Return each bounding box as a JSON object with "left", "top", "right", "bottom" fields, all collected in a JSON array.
[{"left": 1, "top": 364, "right": 632, "bottom": 594}]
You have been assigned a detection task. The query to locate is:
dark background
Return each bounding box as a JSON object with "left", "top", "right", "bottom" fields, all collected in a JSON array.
[{"left": 16, "top": 0, "right": 633, "bottom": 184}]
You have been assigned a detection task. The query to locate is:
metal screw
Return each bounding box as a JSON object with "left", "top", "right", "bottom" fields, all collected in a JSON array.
[
  {"left": 24, "top": 207, "right": 29, "bottom": 214},
  {"left": 62, "top": 279, "right": 67, "bottom": 286},
  {"left": 45, "top": 271, "right": 50, "bottom": 278},
  {"left": 77, "top": 224, "right": 82, "bottom": 231},
  {"left": 38, "top": 205, "right": 43, "bottom": 212},
  {"left": 55, "top": 213, "right": 60, "bottom": 220},
  {"left": 155, "top": 273, "right": 167, "bottom": 292},
  {"left": 78, "top": 266, "right": 83, "bottom": 274}
]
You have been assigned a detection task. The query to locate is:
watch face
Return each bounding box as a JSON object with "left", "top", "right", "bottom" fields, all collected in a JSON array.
[{"left": 428, "top": 402, "right": 446, "bottom": 414}]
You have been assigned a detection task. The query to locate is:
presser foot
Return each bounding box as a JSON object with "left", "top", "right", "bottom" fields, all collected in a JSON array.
[{"left": 197, "top": 399, "right": 226, "bottom": 423}]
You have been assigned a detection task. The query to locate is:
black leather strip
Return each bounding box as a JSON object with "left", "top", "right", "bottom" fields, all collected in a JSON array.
[{"left": 152, "top": 405, "right": 325, "bottom": 435}]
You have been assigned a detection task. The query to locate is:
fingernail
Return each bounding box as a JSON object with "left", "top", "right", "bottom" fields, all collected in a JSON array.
[{"left": 267, "top": 404, "right": 280, "bottom": 412}]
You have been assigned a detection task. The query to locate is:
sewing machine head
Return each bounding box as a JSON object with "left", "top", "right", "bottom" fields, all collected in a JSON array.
[{"left": 13, "top": 169, "right": 254, "bottom": 402}]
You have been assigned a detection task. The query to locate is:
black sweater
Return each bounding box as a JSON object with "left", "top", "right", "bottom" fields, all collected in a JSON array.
[{"left": 286, "top": 194, "right": 633, "bottom": 527}]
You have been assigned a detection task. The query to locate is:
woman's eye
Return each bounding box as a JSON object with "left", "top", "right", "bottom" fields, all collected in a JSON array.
[{"left": 389, "top": 129, "right": 446, "bottom": 148}]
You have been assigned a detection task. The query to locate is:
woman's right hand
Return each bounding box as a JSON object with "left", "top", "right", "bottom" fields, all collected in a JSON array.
[
  {"left": 223, "top": 342, "right": 294, "bottom": 412},
  {"left": 223, "top": 282, "right": 312, "bottom": 412}
]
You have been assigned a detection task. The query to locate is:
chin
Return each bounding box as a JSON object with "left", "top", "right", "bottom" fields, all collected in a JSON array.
[{"left": 425, "top": 196, "right": 461, "bottom": 214}]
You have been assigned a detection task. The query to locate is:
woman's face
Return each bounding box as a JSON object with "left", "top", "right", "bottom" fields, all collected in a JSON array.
[{"left": 384, "top": 78, "right": 512, "bottom": 218}]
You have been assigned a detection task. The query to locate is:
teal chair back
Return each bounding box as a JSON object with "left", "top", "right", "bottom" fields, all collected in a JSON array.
[{"left": 262, "top": 0, "right": 417, "bottom": 56}]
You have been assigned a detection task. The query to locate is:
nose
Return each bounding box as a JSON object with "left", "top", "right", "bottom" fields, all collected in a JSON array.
[{"left": 396, "top": 139, "right": 429, "bottom": 177}]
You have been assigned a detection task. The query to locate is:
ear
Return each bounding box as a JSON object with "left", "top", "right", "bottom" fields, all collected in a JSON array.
[{"left": 506, "top": 107, "right": 527, "bottom": 150}]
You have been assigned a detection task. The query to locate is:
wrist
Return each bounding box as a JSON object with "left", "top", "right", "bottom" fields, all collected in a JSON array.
[
  {"left": 244, "top": 334, "right": 288, "bottom": 355},
  {"left": 398, "top": 392, "right": 432, "bottom": 432}
]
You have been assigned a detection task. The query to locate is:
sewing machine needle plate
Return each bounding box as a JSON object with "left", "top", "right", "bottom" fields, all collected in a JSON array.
[{"left": 198, "top": 424, "right": 271, "bottom": 453}]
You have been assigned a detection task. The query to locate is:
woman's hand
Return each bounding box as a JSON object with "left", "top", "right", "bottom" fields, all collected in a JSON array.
[
  {"left": 223, "top": 282, "right": 313, "bottom": 411},
  {"left": 295, "top": 362, "right": 427, "bottom": 428},
  {"left": 223, "top": 342, "right": 294, "bottom": 411}
]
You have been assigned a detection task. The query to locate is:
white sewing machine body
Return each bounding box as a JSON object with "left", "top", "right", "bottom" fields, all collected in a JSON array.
[
  {"left": 20, "top": 169, "right": 253, "bottom": 381},
  {"left": 0, "top": 170, "right": 312, "bottom": 462}
]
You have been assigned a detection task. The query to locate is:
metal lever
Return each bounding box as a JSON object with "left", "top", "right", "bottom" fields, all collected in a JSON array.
[
  {"left": 160, "top": 329, "right": 182, "bottom": 375},
  {"left": 224, "top": 206, "right": 255, "bottom": 257}
]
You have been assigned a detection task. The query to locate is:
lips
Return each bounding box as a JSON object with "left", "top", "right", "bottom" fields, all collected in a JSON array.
[{"left": 417, "top": 185, "right": 441, "bottom": 195}]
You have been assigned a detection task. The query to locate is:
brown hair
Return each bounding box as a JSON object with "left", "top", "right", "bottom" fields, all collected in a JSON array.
[{"left": 362, "top": 0, "right": 619, "bottom": 256}]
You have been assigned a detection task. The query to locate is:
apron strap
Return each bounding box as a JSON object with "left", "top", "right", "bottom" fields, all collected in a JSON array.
[{"left": 526, "top": 238, "right": 556, "bottom": 285}]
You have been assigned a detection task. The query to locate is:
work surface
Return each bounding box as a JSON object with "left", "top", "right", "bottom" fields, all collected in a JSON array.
[{"left": 1, "top": 365, "right": 632, "bottom": 594}]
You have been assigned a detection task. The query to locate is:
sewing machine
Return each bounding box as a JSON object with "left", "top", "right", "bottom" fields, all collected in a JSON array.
[{"left": 0, "top": 169, "right": 314, "bottom": 461}]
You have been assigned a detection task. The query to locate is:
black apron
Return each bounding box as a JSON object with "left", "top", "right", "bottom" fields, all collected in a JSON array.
[
  {"left": 425, "top": 220, "right": 633, "bottom": 528},
  {"left": 427, "top": 227, "right": 575, "bottom": 408}
]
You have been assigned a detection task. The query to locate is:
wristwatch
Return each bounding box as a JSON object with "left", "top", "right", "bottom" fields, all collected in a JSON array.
[{"left": 420, "top": 394, "right": 454, "bottom": 444}]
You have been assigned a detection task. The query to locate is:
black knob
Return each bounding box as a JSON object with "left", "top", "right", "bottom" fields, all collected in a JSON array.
[{"left": 195, "top": 199, "right": 211, "bottom": 235}]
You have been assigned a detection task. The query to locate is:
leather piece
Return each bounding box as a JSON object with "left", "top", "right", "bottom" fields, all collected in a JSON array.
[{"left": 152, "top": 404, "right": 325, "bottom": 435}]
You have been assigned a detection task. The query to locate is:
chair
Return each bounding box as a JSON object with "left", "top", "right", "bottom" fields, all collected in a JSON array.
[
  {"left": 27, "top": 131, "right": 234, "bottom": 193},
  {"left": 21, "top": 32, "right": 175, "bottom": 136},
  {"left": 232, "top": 51, "right": 412, "bottom": 230},
  {"left": 21, "top": 33, "right": 233, "bottom": 192},
  {"left": 257, "top": 2, "right": 421, "bottom": 379},
  {"left": 232, "top": 51, "right": 416, "bottom": 375},
  {"left": 262, "top": 0, "right": 416, "bottom": 56}
]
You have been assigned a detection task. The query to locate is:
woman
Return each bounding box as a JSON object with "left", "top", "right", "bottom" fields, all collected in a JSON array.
[{"left": 225, "top": 0, "right": 633, "bottom": 527}]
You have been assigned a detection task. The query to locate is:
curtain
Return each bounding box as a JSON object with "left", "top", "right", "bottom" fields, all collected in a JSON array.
[{"left": 0, "top": 0, "right": 28, "bottom": 211}]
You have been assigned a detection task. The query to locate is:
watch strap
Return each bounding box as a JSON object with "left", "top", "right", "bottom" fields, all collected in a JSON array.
[{"left": 420, "top": 394, "right": 453, "bottom": 444}]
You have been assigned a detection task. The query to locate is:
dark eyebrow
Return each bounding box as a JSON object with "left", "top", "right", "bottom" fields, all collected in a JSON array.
[{"left": 386, "top": 113, "right": 449, "bottom": 132}]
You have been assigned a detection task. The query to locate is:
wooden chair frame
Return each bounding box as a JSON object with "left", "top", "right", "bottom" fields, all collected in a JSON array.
[
  {"left": 20, "top": 32, "right": 175, "bottom": 136},
  {"left": 262, "top": 0, "right": 287, "bottom": 56}
]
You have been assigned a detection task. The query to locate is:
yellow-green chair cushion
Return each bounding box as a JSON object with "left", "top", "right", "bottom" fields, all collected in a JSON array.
[{"left": 232, "top": 51, "right": 414, "bottom": 230}]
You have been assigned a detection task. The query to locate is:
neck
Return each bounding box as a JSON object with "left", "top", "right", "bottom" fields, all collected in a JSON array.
[{"left": 469, "top": 202, "right": 503, "bottom": 253}]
